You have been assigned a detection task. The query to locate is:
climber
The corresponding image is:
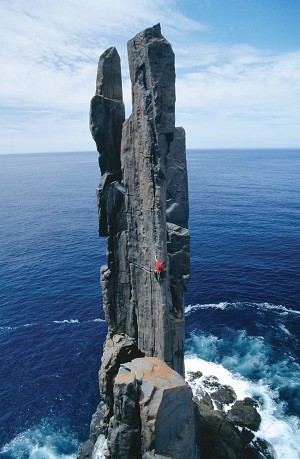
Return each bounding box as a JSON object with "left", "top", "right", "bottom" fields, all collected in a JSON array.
[{"left": 154, "top": 255, "right": 167, "bottom": 282}]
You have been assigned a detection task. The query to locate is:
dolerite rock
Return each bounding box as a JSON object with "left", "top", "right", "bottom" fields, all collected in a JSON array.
[
  {"left": 98, "top": 334, "right": 144, "bottom": 428},
  {"left": 226, "top": 398, "right": 261, "bottom": 431},
  {"left": 119, "top": 23, "right": 189, "bottom": 377},
  {"left": 194, "top": 397, "right": 244, "bottom": 459},
  {"left": 166, "top": 127, "right": 189, "bottom": 227},
  {"left": 108, "top": 357, "right": 199, "bottom": 459},
  {"left": 90, "top": 46, "right": 125, "bottom": 177},
  {"left": 246, "top": 438, "right": 276, "bottom": 459},
  {"left": 186, "top": 371, "right": 268, "bottom": 459},
  {"left": 78, "top": 402, "right": 106, "bottom": 459},
  {"left": 90, "top": 24, "right": 189, "bottom": 380},
  {"left": 86, "top": 23, "right": 193, "bottom": 459}
]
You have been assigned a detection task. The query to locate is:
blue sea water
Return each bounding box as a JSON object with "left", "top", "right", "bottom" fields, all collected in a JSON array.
[{"left": 0, "top": 149, "right": 299, "bottom": 458}]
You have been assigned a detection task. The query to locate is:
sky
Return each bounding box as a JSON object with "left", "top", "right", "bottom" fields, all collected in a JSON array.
[{"left": 0, "top": 0, "right": 300, "bottom": 153}]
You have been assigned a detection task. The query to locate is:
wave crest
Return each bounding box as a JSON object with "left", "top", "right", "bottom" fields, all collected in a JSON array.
[
  {"left": 185, "top": 301, "right": 300, "bottom": 317},
  {"left": 0, "top": 419, "right": 79, "bottom": 459}
]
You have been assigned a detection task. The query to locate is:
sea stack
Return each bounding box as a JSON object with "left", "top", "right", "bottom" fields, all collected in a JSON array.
[
  {"left": 79, "top": 24, "right": 271, "bottom": 459},
  {"left": 84, "top": 24, "right": 197, "bottom": 458}
]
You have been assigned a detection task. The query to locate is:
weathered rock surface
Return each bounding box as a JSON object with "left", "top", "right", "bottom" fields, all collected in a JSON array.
[
  {"left": 80, "top": 22, "right": 274, "bottom": 459},
  {"left": 226, "top": 398, "right": 261, "bottom": 431},
  {"left": 81, "top": 23, "right": 193, "bottom": 459},
  {"left": 99, "top": 334, "right": 144, "bottom": 428},
  {"left": 108, "top": 357, "right": 199, "bottom": 459},
  {"left": 90, "top": 24, "right": 190, "bottom": 387},
  {"left": 187, "top": 371, "right": 275, "bottom": 459},
  {"left": 90, "top": 46, "right": 125, "bottom": 178},
  {"left": 117, "top": 23, "right": 189, "bottom": 377},
  {"left": 78, "top": 402, "right": 106, "bottom": 459}
]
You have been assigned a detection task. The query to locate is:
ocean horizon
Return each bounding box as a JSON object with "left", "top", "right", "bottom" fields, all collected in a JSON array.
[{"left": 0, "top": 148, "right": 299, "bottom": 458}]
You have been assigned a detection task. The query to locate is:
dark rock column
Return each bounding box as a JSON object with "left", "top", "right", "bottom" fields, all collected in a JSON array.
[
  {"left": 85, "top": 24, "right": 192, "bottom": 459},
  {"left": 121, "top": 24, "right": 189, "bottom": 376}
]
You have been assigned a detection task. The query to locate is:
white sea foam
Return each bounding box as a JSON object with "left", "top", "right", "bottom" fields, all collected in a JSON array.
[
  {"left": 279, "top": 323, "right": 293, "bottom": 337},
  {"left": 53, "top": 319, "right": 79, "bottom": 324},
  {"left": 1, "top": 318, "right": 105, "bottom": 332},
  {"left": 185, "top": 355, "right": 300, "bottom": 458},
  {"left": 255, "top": 302, "right": 300, "bottom": 316},
  {"left": 91, "top": 434, "right": 109, "bottom": 459},
  {"left": 185, "top": 301, "right": 300, "bottom": 317},
  {"left": 185, "top": 301, "right": 228, "bottom": 315},
  {"left": 0, "top": 323, "right": 36, "bottom": 331},
  {"left": 0, "top": 419, "right": 79, "bottom": 459}
]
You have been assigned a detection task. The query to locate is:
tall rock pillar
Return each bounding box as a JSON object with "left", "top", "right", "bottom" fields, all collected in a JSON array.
[
  {"left": 87, "top": 24, "right": 193, "bottom": 459},
  {"left": 121, "top": 24, "right": 189, "bottom": 375}
]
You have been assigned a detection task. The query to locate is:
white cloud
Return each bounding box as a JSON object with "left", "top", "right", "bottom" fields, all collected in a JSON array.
[
  {"left": 0, "top": 0, "right": 299, "bottom": 152},
  {"left": 0, "top": 0, "right": 206, "bottom": 153},
  {"left": 175, "top": 46, "right": 300, "bottom": 147}
]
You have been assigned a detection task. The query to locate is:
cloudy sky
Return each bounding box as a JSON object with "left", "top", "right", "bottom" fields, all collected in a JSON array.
[{"left": 1, "top": 0, "right": 300, "bottom": 153}]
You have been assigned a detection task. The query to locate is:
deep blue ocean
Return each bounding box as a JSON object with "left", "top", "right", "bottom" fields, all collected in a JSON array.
[{"left": 0, "top": 149, "right": 299, "bottom": 458}]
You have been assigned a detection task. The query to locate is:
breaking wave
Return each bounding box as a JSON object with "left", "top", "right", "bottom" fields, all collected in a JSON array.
[
  {"left": 185, "top": 325, "right": 300, "bottom": 459},
  {"left": 0, "top": 318, "right": 105, "bottom": 333},
  {"left": 185, "top": 302, "right": 228, "bottom": 315},
  {"left": 185, "top": 301, "right": 300, "bottom": 317},
  {"left": 0, "top": 419, "right": 79, "bottom": 459}
]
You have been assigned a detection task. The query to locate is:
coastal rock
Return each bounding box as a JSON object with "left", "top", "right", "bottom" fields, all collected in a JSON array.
[
  {"left": 119, "top": 24, "right": 189, "bottom": 376},
  {"left": 90, "top": 24, "right": 190, "bottom": 382},
  {"left": 194, "top": 397, "right": 244, "bottom": 459},
  {"left": 99, "top": 334, "right": 144, "bottom": 427},
  {"left": 226, "top": 398, "right": 261, "bottom": 431},
  {"left": 246, "top": 437, "right": 276, "bottom": 459},
  {"left": 188, "top": 371, "right": 268, "bottom": 459},
  {"left": 166, "top": 127, "right": 189, "bottom": 228},
  {"left": 108, "top": 357, "right": 199, "bottom": 459},
  {"left": 86, "top": 23, "right": 192, "bottom": 459},
  {"left": 90, "top": 47, "right": 125, "bottom": 177},
  {"left": 78, "top": 402, "right": 106, "bottom": 459},
  {"left": 80, "top": 23, "right": 277, "bottom": 459}
]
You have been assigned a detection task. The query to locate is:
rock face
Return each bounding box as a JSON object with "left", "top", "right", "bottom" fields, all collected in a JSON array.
[
  {"left": 79, "top": 23, "right": 275, "bottom": 459},
  {"left": 94, "top": 24, "right": 189, "bottom": 378},
  {"left": 108, "top": 358, "right": 199, "bottom": 459},
  {"left": 83, "top": 24, "right": 192, "bottom": 459},
  {"left": 187, "top": 371, "right": 275, "bottom": 459}
]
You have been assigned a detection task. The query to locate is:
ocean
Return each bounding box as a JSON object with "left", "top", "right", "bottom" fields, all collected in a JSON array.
[{"left": 0, "top": 149, "right": 299, "bottom": 458}]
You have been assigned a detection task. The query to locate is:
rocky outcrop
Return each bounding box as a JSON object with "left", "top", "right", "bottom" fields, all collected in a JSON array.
[
  {"left": 79, "top": 22, "right": 274, "bottom": 459},
  {"left": 187, "top": 371, "right": 275, "bottom": 459},
  {"left": 79, "top": 24, "right": 192, "bottom": 459},
  {"left": 99, "top": 334, "right": 144, "bottom": 428},
  {"left": 108, "top": 358, "right": 199, "bottom": 459},
  {"left": 89, "top": 22, "right": 189, "bottom": 377}
]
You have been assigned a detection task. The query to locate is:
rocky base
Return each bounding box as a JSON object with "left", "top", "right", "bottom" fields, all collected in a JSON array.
[
  {"left": 78, "top": 402, "right": 106, "bottom": 459},
  {"left": 79, "top": 368, "right": 276, "bottom": 459},
  {"left": 79, "top": 357, "right": 199, "bottom": 459},
  {"left": 187, "top": 371, "right": 276, "bottom": 459}
]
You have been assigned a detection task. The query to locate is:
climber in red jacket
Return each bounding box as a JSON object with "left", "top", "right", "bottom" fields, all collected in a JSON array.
[{"left": 154, "top": 255, "right": 167, "bottom": 282}]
